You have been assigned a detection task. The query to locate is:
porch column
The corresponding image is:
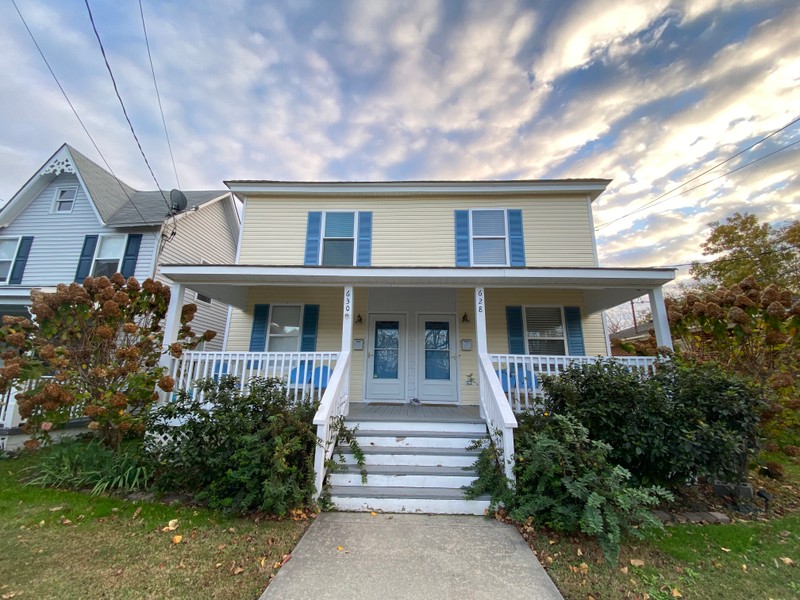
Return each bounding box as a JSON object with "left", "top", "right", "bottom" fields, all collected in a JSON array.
[
  {"left": 648, "top": 287, "right": 673, "bottom": 350},
  {"left": 158, "top": 281, "right": 185, "bottom": 371},
  {"left": 341, "top": 286, "right": 353, "bottom": 352},
  {"left": 474, "top": 287, "right": 487, "bottom": 353}
]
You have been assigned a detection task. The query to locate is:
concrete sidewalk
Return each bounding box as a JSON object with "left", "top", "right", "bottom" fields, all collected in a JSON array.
[{"left": 260, "top": 512, "right": 563, "bottom": 600}]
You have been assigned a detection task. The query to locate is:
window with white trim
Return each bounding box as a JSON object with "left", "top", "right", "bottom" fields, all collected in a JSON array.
[
  {"left": 525, "top": 306, "right": 567, "bottom": 355},
  {"left": 52, "top": 187, "right": 77, "bottom": 213},
  {"left": 471, "top": 209, "right": 508, "bottom": 266},
  {"left": 267, "top": 305, "right": 302, "bottom": 351},
  {"left": 321, "top": 212, "right": 355, "bottom": 266},
  {"left": 91, "top": 235, "right": 126, "bottom": 278},
  {"left": 0, "top": 238, "right": 20, "bottom": 284}
]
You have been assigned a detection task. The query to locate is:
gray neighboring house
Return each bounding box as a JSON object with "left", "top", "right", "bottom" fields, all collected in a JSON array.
[{"left": 0, "top": 143, "right": 240, "bottom": 441}]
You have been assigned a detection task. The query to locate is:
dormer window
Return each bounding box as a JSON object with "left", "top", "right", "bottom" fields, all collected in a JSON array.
[{"left": 52, "top": 187, "right": 77, "bottom": 213}]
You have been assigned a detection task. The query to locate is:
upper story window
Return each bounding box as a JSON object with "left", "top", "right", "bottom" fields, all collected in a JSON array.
[
  {"left": 525, "top": 306, "right": 567, "bottom": 355},
  {"left": 92, "top": 235, "right": 126, "bottom": 278},
  {"left": 321, "top": 212, "right": 356, "bottom": 266},
  {"left": 471, "top": 209, "right": 508, "bottom": 266},
  {"left": 0, "top": 238, "right": 20, "bottom": 284},
  {"left": 455, "top": 209, "right": 524, "bottom": 267},
  {"left": 267, "top": 305, "right": 302, "bottom": 351},
  {"left": 52, "top": 187, "right": 77, "bottom": 213}
]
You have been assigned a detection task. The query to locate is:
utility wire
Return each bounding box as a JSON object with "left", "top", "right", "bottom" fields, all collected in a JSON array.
[
  {"left": 138, "top": 0, "right": 181, "bottom": 191},
  {"left": 11, "top": 0, "right": 150, "bottom": 229},
  {"left": 83, "top": 0, "right": 173, "bottom": 219},
  {"left": 596, "top": 115, "right": 800, "bottom": 231}
]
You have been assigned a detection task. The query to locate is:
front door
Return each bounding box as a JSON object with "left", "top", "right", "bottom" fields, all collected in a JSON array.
[
  {"left": 417, "top": 315, "right": 457, "bottom": 403},
  {"left": 366, "top": 314, "right": 406, "bottom": 401}
]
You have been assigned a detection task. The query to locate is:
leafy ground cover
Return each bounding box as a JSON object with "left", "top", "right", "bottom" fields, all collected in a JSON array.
[
  {"left": 515, "top": 453, "right": 800, "bottom": 599},
  {"left": 0, "top": 450, "right": 310, "bottom": 600}
]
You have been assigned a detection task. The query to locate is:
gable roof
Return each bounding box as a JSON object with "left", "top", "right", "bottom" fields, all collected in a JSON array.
[{"left": 0, "top": 143, "right": 231, "bottom": 228}]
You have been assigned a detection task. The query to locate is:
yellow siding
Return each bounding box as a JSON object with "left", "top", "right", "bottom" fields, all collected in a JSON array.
[
  {"left": 239, "top": 195, "right": 596, "bottom": 267},
  {"left": 485, "top": 289, "right": 607, "bottom": 356}
]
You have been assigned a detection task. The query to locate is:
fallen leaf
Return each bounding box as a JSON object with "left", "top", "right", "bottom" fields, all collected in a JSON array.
[
  {"left": 2, "top": 592, "right": 16, "bottom": 599},
  {"left": 172, "top": 535, "right": 183, "bottom": 545},
  {"left": 370, "top": 511, "right": 378, "bottom": 517},
  {"left": 337, "top": 546, "right": 344, "bottom": 551},
  {"left": 742, "top": 564, "right": 747, "bottom": 572},
  {"left": 162, "top": 519, "right": 179, "bottom": 532},
  {"left": 780, "top": 557, "right": 794, "bottom": 566},
  {"left": 720, "top": 547, "right": 731, "bottom": 552},
  {"left": 281, "top": 554, "right": 292, "bottom": 566},
  {"left": 48, "top": 506, "right": 63, "bottom": 512},
  {"left": 232, "top": 566, "right": 244, "bottom": 575},
  {"left": 215, "top": 563, "right": 222, "bottom": 568},
  {"left": 60, "top": 518, "right": 72, "bottom": 526},
  {"left": 630, "top": 559, "right": 645, "bottom": 567},
  {"left": 779, "top": 530, "right": 790, "bottom": 538},
  {"left": 132, "top": 507, "right": 142, "bottom": 519},
  {"left": 577, "top": 548, "right": 583, "bottom": 556},
  {"left": 620, "top": 566, "right": 629, "bottom": 575},
  {"left": 671, "top": 588, "right": 682, "bottom": 597},
  {"left": 217, "top": 544, "right": 227, "bottom": 550},
  {"left": 546, "top": 556, "right": 554, "bottom": 565},
  {"left": 38, "top": 520, "right": 45, "bottom": 527},
  {"left": 549, "top": 539, "right": 556, "bottom": 545},
  {"left": 579, "top": 562, "right": 589, "bottom": 574}
]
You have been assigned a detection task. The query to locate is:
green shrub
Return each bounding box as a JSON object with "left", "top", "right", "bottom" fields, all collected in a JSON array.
[
  {"left": 26, "top": 438, "right": 150, "bottom": 495},
  {"left": 147, "top": 376, "right": 321, "bottom": 515},
  {"left": 541, "top": 358, "right": 762, "bottom": 487},
  {"left": 512, "top": 413, "right": 670, "bottom": 562}
]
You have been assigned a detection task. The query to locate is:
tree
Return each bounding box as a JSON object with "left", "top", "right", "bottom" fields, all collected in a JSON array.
[
  {"left": 690, "top": 212, "right": 800, "bottom": 292},
  {"left": 666, "top": 276, "right": 800, "bottom": 447},
  {"left": 0, "top": 274, "right": 214, "bottom": 450}
]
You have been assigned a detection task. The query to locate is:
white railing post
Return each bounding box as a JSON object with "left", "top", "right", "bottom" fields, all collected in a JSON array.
[{"left": 158, "top": 282, "right": 185, "bottom": 403}]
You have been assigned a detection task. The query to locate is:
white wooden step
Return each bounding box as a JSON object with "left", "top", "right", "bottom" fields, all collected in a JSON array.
[
  {"left": 330, "top": 466, "right": 477, "bottom": 488},
  {"left": 329, "top": 486, "right": 490, "bottom": 515},
  {"left": 346, "top": 420, "right": 486, "bottom": 434},
  {"left": 356, "top": 431, "right": 483, "bottom": 449},
  {"left": 336, "top": 447, "right": 479, "bottom": 468}
]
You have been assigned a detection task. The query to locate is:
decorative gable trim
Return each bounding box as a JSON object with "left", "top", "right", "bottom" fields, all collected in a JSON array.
[{"left": 41, "top": 156, "right": 76, "bottom": 176}]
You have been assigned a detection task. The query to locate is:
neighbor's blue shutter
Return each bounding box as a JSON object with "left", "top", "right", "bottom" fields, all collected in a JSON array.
[
  {"left": 300, "top": 304, "right": 319, "bottom": 351},
  {"left": 507, "top": 210, "right": 525, "bottom": 267},
  {"left": 304, "top": 212, "right": 322, "bottom": 265},
  {"left": 9, "top": 236, "right": 33, "bottom": 285},
  {"left": 120, "top": 234, "right": 142, "bottom": 278},
  {"left": 564, "top": 306, "right": 585, "bottom": 356},
  {"left": 455, "top": 210, "right": 470, "bottom": 267},
  {"left": 506, "top": 306, "right": 525, "bottom": 354},
  {"left": 249, "top": 304, "right": 270, "bottom": 352},
  {"left": 356, "top": 211, "right": 372, "bottom": 266},
  {"left": 75, "top": 235, "right": 98, "bottom": 282}
]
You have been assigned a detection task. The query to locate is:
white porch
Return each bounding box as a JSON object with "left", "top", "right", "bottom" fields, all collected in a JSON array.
[{"left": 157, "top": 264, "right": 675, "bottom": 510}]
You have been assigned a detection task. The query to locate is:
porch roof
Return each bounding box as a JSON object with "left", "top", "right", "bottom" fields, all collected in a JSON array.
[{"left": 159, "top": 264, "right": 675, "bottom": 314}]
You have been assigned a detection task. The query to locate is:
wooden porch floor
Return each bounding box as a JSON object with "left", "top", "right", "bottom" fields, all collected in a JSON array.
[{"left": 347, "top": 402, "right": 481, "bottom": 422}]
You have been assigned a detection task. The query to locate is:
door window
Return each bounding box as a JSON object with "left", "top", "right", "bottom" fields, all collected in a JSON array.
[
  {"left": 373, "top": 320, "right": 399, "bottom": 379},
  {"left": 424, "top": 321, "right": 450, "bottom": 380}
]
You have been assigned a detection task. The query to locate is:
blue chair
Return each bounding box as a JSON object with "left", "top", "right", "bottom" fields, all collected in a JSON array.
[
  {"left": 311, "top": 366, "right": 330, "bottom": 389},
  {"left": 212, "top": 361, "right": 229, "bottom": 382},
  {"left": 495, "top": 369, "right": 512, "bottom": 393},
  {"left": 289, "top": 361, "right": 312, "bottom": 385}
]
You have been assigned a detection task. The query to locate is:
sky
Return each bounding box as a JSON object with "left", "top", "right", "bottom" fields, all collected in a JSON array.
[{"left": 1, "top": 0, "right": 798, "bottom": 284}]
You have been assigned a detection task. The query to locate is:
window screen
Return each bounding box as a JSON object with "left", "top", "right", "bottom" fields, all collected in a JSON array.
[
  {"left": 525, "top": 307, "right": 566, "bottom": 355},
  {"left": 322, "top": 212, "right": 355, "bottom": 266},
  {"left": 267, "top": 305, "right": 302, "bottom": 351},
  {"left": 92, "top": 235, "right": 126, "bottom": 278},
  {"left": 471, "top": 210, "right": 507, "bottom": 265}
]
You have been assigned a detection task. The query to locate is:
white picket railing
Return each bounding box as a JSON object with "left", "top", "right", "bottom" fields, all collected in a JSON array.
[
  {"left": 1, "top": 377, "right": 84, "bottom": 430},
  {"left": 170, "top": 351, "right": 339, "bottom": 403},
  {"left": 477, "top": 353, "right": 517, "bottom": 481},
  {"left": 312, "top": 350, "right": 352, "bottom": 498},
  {"left": 489, "top": 354, "right": 658, "bottom": 412}
]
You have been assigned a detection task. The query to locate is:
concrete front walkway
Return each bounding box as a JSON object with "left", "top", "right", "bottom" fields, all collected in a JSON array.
[{"left": 260, "top": 512, "right": 563, "bottom": 600}]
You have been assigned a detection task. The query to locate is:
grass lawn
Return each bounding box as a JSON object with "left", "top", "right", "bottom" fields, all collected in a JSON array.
[
  {"left": 520, "top": 454, "right": 800, "bottom": 600},
  {"left": 0, "top": 450, "right": 310, "bottom": 600}
]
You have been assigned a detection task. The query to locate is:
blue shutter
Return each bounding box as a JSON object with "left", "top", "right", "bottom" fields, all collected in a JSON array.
[
  {"left": 75, "top": 235, "right": 98, "bottom": 282},
  {"left": 249, "top": 304, "right": 270, "bottom": 352},
  {"left": 506, "top": 306, "right": 525, "bottom": 354},
  {"left": 454, "top": 210, "right": 470, "bottom": 267},
  {"left": 564, "top": 306, "right": 585, "bottom": 356},
  {"left": 304, "top": 212, "right": 322, "bottom": 266},
  {"left": 300, "top": 304, "right": 319, "bottom": 351},
  {"left": 356, "top": 211, "right": 372, "bottom": 267},
  {"left": 9, "top": 236, "right": 33, "bottom": 285},
  {"left": 507, "top": 210, "right": 525, "bottom": 267},
  {"left": 120, "top": 234, "right": 142, "bottom": 278}
]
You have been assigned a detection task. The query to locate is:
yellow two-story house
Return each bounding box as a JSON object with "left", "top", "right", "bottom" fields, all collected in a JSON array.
[{"left": 160, "top": 180, "right": 674, "bottom": 514}]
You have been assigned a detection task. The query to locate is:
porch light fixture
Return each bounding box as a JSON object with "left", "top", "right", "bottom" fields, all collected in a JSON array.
[
  {"left": 462, "top": 312, "right": 470, "bottom": 323},
  {"left": 355, "top": 314, "right": 363, "bottom": 324}
]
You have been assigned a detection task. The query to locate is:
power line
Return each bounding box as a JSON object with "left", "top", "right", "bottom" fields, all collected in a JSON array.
[
  {"left": 138, "top": 0, "right": 181, "bottom": 191},
  {"left": 83, "top": 0, "right": 173, "bottom": 220},
  {"left": 596, "top": 115, "right": 800, "bottom": 231},
  {"left": 11, "top": 0, "right": 150, "bottom": 229}
]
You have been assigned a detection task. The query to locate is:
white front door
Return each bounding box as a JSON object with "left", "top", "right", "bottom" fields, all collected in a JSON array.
[
  {"left": 417, "top": 315, "right": 457, "bottom": 403},
  {"left": 366, "top": 314, "right": 406, "bottom": 401}
]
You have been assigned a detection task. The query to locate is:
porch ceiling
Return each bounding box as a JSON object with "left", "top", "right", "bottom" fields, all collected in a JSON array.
[{"left": 159, "top": 264, "right": 675, "bottom": 313}]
